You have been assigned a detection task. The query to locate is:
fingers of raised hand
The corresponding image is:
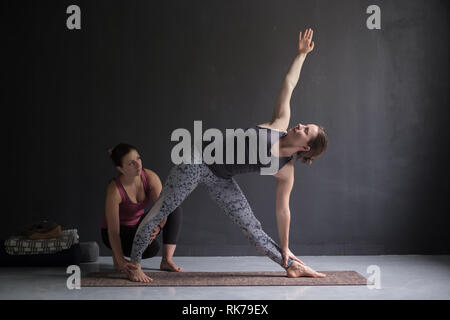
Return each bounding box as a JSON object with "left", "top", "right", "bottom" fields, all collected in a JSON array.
[
  {"left": 300, "top": 30, "right": 308, "bottom": 42},
  {"left": 299, "top": 28, "right": 313, "bottom": 40},
  {"left": 302, "top": 28, "right": 313, "bottom": 41}
]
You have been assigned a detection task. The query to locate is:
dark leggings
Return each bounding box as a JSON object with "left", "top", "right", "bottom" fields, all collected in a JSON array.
[{"left": 101, "top": 206, "right": 183, "bottom": 259}]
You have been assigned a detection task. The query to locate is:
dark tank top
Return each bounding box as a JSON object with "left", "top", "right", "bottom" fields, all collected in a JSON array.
[{"left": 205, "top": 126, "right": 293, "bottom": 179}]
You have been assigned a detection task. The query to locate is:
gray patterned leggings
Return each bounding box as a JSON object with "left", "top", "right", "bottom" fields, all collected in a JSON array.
[{"left": 131, "top": 163, "right": 294, "bottom": 269}]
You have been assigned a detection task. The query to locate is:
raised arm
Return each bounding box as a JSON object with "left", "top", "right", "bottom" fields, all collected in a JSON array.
[{"left": 262, "top": 28, "right": 315, "bottom": 131}]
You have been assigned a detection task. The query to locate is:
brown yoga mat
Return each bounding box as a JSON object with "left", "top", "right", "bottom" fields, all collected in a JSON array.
[{"left": 81, "top": 271, "right": 370, "bottom": 287}]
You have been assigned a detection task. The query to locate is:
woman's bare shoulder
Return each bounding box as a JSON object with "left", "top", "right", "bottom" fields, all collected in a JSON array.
[
  {"left": 144, "top": 168, "right": 162, "bottom": 186},
  {"left": 144, "top": 168, "right": 159, "bottom": 179},
  {"left": 106, "top": 179, "right": 121, "bottom": 202},
  {"left": 106, "top": 178, "right": 117, "bottom": 191}
]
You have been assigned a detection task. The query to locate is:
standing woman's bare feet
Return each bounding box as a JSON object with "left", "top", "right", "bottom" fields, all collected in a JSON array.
[
  {"left": 127, "top": 263, "right": 153, "bottom": 282},
  {"left": 160, "top": 258, "right": 184, "bottom": 272},
  {"left": 286, "top": 261, "right": 326, "bottom": 278}
]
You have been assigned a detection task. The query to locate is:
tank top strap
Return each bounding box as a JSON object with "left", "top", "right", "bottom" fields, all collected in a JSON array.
[
  {"left": 113, "top": 176, "right": 128, "bottom": 203},
  {"left": 280, "top": 154, "right": 293, "bottom": 167}
]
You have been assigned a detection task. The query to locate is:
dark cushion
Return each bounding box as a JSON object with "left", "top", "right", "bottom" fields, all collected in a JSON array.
[{"left": 80, "top": 241, "right": 99, "bottom": 263}]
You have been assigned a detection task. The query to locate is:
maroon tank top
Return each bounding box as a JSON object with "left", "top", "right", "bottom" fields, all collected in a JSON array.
[{"left": 101, "top": 170, "right": 152, "bottom": 228}]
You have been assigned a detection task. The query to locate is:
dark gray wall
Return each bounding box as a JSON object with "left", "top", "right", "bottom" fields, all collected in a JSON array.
[{"left": 2, "top": 0, "right": 449, "bottom": 256}]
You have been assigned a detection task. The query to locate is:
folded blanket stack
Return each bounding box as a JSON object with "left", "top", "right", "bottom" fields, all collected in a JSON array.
[
  {"left": 0, "top": 220, "right": 83, "bottom": 267},
  {"left": 4, "top": 229, "right": 80, "bottom": 255}
]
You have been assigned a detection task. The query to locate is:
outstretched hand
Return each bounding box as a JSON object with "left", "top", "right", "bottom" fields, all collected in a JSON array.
[
  {"left": 282, "top": 247, "right": 306, "bottom": 268},
  {"left": 298, "top": 28, "right": 315, "bottom": 55},
  {"left": 116, "top": 258, "right": 138, "bottom": 277}
]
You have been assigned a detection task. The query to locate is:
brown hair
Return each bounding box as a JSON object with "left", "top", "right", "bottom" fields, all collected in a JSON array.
[
  {"left": 108, "top": 143, "right": 137, "bottom": 167},
  {"left": 296, "top": 125, "right": 328, "bottom": 164}
]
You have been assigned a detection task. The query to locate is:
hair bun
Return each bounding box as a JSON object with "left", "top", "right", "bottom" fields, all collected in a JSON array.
[{"left": 301, "top": 156, "right": 312, "bottom": 164}]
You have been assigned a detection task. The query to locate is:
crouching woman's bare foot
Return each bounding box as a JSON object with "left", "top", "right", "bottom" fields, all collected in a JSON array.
[
  {"left": 286, "top": 261, "right": 326, "bottom": 278},
  {"left": 160, "top": 258, "right": 184, "bottom": 272},
  {"left": 127, "top": 263, "right": 153, "bottom": 283}
]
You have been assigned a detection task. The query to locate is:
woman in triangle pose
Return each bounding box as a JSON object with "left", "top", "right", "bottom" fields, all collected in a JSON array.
[{"left": 128, "top": 28, "right": 328, "bottom": 282}]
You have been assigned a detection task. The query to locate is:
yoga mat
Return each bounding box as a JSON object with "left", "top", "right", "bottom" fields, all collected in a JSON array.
[{"left": 81, "top": 271, "right": 370, "bottom": 287}]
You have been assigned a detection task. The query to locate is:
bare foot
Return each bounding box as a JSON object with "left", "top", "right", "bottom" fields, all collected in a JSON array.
[
  {"left": 160, "top": 258, "right": 184, "bottom": 272},
  {"left": 127, "top": 263, "right": 153, "bottom": 283},
  {"left": 286, "top": 261, "right": 326, "bottom": 278}
]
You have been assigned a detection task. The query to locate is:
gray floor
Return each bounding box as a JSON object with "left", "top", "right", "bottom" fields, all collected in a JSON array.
[{"left": 0, "top": 255, "right": 449, "bottom": 300}]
